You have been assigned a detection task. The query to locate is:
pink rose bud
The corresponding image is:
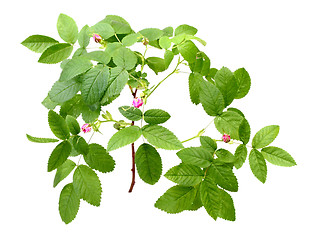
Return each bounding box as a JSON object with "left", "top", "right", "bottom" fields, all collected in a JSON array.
[
  {"left": 222, "top": 134, "right": 231, "bottom": 143},
  {"left": 81, "top": 123, "right": 92, "bottom": 133},
  {"left": 132, "top": 97, "right": 143, "bottom": 108},
  {"left": 92, "top": 33, "right": 102, "bottom": 43}
]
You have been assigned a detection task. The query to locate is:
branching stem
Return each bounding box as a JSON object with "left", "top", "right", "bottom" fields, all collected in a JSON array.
[{"left": 128, "top": 89, "right": 138, "bottom": 193}]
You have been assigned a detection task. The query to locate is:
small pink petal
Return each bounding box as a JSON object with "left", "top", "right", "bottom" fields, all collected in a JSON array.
[{"left": 133, "top": 98, "right": 143, "bottom": 108}]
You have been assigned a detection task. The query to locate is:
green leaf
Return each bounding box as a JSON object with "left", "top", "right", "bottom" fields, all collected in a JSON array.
[
  {"left": 176, "top": 147, "right": 213, "bottom": 168},
  {"left": 190, "top": 52, "right": 210, "bottom": 75},
  {"left": 122, "top": 33, "right": 142, "bottom": 47},
  {"left": 78, "top": 25, "right": 90, "bottom": 48},
  {"left": 101, "top": 67, "right": 129, "bottom": 104},
  {"left": 159, "top": 36, "right": 171, "bottom": 49},
  {"left": 103, "top": 15, "right": 132, "bottom": 34},
  {"left": 239, "top": 118, "right": 251, "bottom": 144},
  {"left": 207, "top": 162, "right": 238, "bottom": 192},
  {"left": 200, "top": 176, "right": 220, "bottom": 220},
  {"left": 21, "top": 35, "right": 58, "bottom": 53},
  {"left": 81, "top": 65, "right": 109, "bottom": 105},
  {"left": 163, "top": 26, "right": 173, "bottom": 37},
  {"left": 217, "top": 189, "right": 236, "bottom": 221},
  {"left": 165, "top": 163, "right": 204, "bottom": 186},
  {"left": 227, "top": 107, "right": 245, "bottom": 117},
  {"left": 48, "top": 140, "right": 72, "bottom": 172},
  {"left": 252, "top": 125, "right": 280, "bottom": 149},
  {"left": 187, "top": 184, "right": 203, "bottom": 211},
  {"left": 73, "top": 165, "right": 102, "bottom": 206},
  {"left": 146, "top": 57, "right": 166, "bottom": 74},
  {"left": 215, "top": 149, "right": 236, "bottom": 163},
  {"left": 107, "top": 126, "right": 142, "bottom": 151},
  {"left": 249, "top": 149, "right": 267, "bottom": 183},
  {"left": 49, "top": 78, "right": 81, "bottom": 104},
  {"left": 135, "top": 143, "right": 162, "bottom": 185},
  {"left": 38, "top": 43, "right": 73, "bottom": 64},
  {"left": 118, "top": 106, "right": 143, "bottom": 121},
  {"left": 81, "top": 103, "right": 100, "bottom": 123},
  {"left": 65, "top": 116, "right": 80, "bottom": 135},
  {"left": 234, "top": 144, "right": 247, "bottom": 169},
  {"left": 214, "top": 67, "right": 238, "bottom": 107},
  {"left": 164, "top": 50, "right": 174, "bottom": 68},
  {"left": 234, "top": 68, "right": 251, "bottom": 99},
  {"left": 178, "top": 40, "right": 199, "bottom": 63},
  {"left": 68, "top": 137, "right": 80, "bottom": 157},
  {"left": 84, "top": 51, "right": 111, "bottom": 65},
  {"left": 59, "top": 58, "right": 93, "bottom": 82},
  {"left": 113, "top": 47, "right": 137, "bottom": 70},
  {"left": 84, "top": 143, "right": 115, "bottom": 173},
  {"left": 188, "top": 72, "right": 203, "bottom": 105},
  {"left": 26, "top": 134, "right": 59, "bottom": 143},
  {"left": 175, "top": 24, "right": 197, "bottom": 36},
  {"left": 57, "top": 13, "right": 78, "bottom": 44},
  {"left": 59, "top": 95, "right": 83, "bottom": 118},
  {"left": 200, "top": 80, "right": 225, "bottom": 116},
  {"left": 42, "top": 95, "right": 58, "bottom": 110},
  {"left": 48, "top": 110, "right": 70, "bottom": 140},
  {"left": 185, "top": 35, "right": 207, "bottom": 46},
  {"left": 261, "top": 147, "right": 296, "bottom": 167},
  {"left": 53, "top": 159, "right": 76, "bottom": 187},
  {"left": 73, "top": 48, "right": 87, "bottom": 58},
  {"left": 214, "top": 111, "right": 244, "bottom": 140},
  {"left": 144, "top": 109, "right": 170, "bottom": 124},
  {"left": 59, "top": 183, "right": 80, "bottom": 224},
  {"left": 155, "top": 185, "right": 197, "bottom": 214},
  {"left": 200, "top": 136, "right": 217, "bottom": 155},
  {"left": 72, "top": 136, "right": 89, "bottom": 155},
  {"left": 142, "top": 125, "right": 183, "bottom": 150},
  {"left": 139, "top": 28, "right": 163, "bottom": 41},
  {"left": 90, "top": 22, "right": 115, "bottom": 39}
]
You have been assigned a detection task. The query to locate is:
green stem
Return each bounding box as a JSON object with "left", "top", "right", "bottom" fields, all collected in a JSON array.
[
  {"left": 181, "top": 118, "right": 215, "bottom": 144},
  {"left": 147, "top": 57, "right": 183, "bottom": 98},
  {"left": 141, "top": 45, "right": 148, "bottom": 73}
]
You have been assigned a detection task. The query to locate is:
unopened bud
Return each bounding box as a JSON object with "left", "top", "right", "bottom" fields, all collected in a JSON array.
[
  {"left": 222, "top": 134, "right": 231, "bottom": 143},
  {"left": 92, "top": 33, "right": 102, "bottom": 43}
]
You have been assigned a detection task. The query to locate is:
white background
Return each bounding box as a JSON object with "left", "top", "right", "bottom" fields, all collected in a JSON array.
[{"left": 1, "top": 0, "right": 315, "bottom": 239}]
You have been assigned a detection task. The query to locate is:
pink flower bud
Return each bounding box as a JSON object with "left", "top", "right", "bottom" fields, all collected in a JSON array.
[
  {"left": 81, "top": 123, "right": 92, "bottom": 133},
  {"left": 92, "top": 33, "right": 102, "bottom": 43},
  {"left": 132, "top": 97, "right": 143, "bottom": 108},
  {"left": 222, "top": 134, "right": 231, "bottom": 143}
]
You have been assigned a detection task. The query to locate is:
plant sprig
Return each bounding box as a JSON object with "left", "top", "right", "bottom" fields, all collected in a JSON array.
[{"left": 22, "top": 13, "right": 296, "bottom": 224}]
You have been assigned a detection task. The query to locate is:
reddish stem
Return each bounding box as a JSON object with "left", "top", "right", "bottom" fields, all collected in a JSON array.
[{"left": 128, "top": 89, "right": 138, "bottom": 193}]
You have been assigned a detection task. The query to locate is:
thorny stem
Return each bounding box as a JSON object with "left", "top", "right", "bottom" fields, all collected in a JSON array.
[{"left": 128, "top": 89, "right": 138, "bottom": 193}]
